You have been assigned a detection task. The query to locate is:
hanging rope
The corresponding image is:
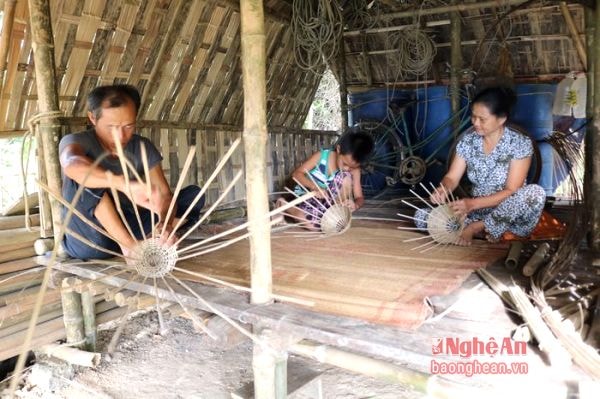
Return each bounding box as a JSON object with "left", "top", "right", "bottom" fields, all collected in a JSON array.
[
  {"left": 20, "top": 111, "right": 63, "bottom": 231},
  {"left": 292, "top": 0, "right": 343, "bottom": 72},
  {"left": 343, "top": 0, "right": 380, "bottom": 30}
]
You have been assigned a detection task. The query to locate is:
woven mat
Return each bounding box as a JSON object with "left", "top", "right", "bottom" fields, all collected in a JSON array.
[{"left": 177, "top": 223, "right": 508, "bottom": 330}]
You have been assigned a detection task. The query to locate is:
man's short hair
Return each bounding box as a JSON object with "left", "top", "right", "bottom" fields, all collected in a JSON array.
[{"left": 87, "top": 85, "right": 141, "bottom": 120}]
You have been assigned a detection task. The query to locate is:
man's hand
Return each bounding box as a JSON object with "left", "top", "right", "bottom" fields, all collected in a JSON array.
[
  {"left": 154, "top": 222, "right": 178, "bottom": 247},
  {"left": 125, "top": 181, "right": 171, "bottom": 217}
]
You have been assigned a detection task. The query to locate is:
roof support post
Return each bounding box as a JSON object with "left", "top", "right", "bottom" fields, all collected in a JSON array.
[
  {"left": 560, "top": 1, "right": 587, "bottom": 71},
  {"left": 584, "top": 6, "right": 594, "bottom": 251},
  {"left": 0, "top": 0, "right": 17, "bottom": 130},
  {"left": 240, "top": 0, "right": 272, "bottom": 305},
  {"left": 591, "top": 4, "right": 600, "bottom": 255},
  {"left": 28, "top": 0, "right": 63, "bottom": 239},
  {"left": 339, "top": 36, "right": 349, "bottom": 129},
  {"left": 450, "top": 0, "right": 462, "bottom": 132}
]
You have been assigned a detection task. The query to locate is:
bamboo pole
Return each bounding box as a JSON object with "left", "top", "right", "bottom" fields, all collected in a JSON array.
[
  {"left": 504, "top": 241, "right": 523, "bottom": 270},
  {"left": 81, "top": 290, "right": 96, "bottom": 352},
  {"left": 290, "top": 340, "right": 429, "bottom": 392},
  {"left": 585, "top": 6, "right": 595, "bottom": 250},
  {"left": 450, "top": 0, "right": 462, "bottom": 132},
  {"left": 240, "top": 0, "right": 272, "bottom": 305},
  {"left": 252, "top": 328, "right": 287, "bottom": 399},
  {"left": 240, "top": 3, "right": 278, "bottom": 398},
  {"left": 60, "top": 278, "right": 85, "bottom": 349},
  {"left": 27, "top": 0, "right": 63, "bottom": 238},
  {"left": 0, "top": 214, "right": 41, "bottom": 229},
  {"left": 382, "top": 0, "right": 529, "bottom": 20},
  {"left": 38, "top": 343, "right": 101, "bottom": 367},
  {"left": 522, "top": 242, "right": 551, "bottom": 277},
  {"left": 592, "top": 4, "right": 600, "bottom": 253},
  {"left": 0, "top": 0, "right": 17, "bottom": 129},
  {"left": 560, "top": 1, "right": 587, "bottom": 71},
  {"left": 338, "top": 36, "right": 348, "bottom": 129}
]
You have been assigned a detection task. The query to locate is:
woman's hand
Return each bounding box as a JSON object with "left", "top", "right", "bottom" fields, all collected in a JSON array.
[
  {"left": 449, "top": 198, "right": 473, "bottom": 217},
  {"left": 430, "top": 186, "right": 449, "bottom": 204}
]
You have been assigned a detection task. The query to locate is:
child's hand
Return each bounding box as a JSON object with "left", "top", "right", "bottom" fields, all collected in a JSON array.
[
  {"left": 343, "top": 199, "right": 357, "bottom": 211},
  {"left": 312, "top": 189, "right": 328, "bottom": 199}
]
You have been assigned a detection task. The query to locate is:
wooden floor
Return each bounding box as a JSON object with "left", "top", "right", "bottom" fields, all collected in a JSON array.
[
  {"left": 177, "top": 219, "right": 508, "bottom": 330},
  {"left": 45, "top": 200, "right": 592, "bottom": 397}
]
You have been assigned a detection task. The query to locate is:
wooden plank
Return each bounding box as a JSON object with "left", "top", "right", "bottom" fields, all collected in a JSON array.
[{"left": 52, "top": 261, "right": 433, "bottom": 368}]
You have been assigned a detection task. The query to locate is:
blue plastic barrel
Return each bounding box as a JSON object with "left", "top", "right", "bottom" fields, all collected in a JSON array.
[
  {"left": 536, "top": 142, "right": 572, "bottom": 196},
  {"left": 409, "top": 86, "right": 468, "bottom": 164},
  {"left": 510, "top": 84, "right": 555, "bottom": 141},
  {"left": 348, "top": 88, "right": 413, "bottom": 126}
]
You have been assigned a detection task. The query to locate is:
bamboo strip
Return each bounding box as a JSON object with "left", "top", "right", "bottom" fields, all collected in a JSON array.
[
  {"left": 0, "top": 268, "right": 44, "bottom": 295},
  {"left": 559, "top": 2, "right": 587, "bottom": 70},
  {"left": 508, "top": 285, "right": 572, "bottom": 369}
]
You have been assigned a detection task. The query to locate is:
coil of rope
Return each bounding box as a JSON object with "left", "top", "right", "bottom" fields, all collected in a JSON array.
[
  {"left": 292, "top": 0, "right": 343, "bottom": 72},
  {"left": 398, "top": 27, "right": 436, "bottom": 77},
  {"left": 343, "top": 0, "right": 380, "bottom": 30}
]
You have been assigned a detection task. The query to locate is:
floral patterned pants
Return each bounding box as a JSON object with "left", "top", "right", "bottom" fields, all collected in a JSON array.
[{"left": 414, "top": 184, "right": 546, "bottom": 239}]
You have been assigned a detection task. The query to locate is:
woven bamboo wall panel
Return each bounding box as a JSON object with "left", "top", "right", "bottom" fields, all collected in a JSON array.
[
  {"left": 117, "top": 127, "right": 338, "bottom": 206},
  {"left": 0, "top": 0, "right": 320, "bottom": 131}
]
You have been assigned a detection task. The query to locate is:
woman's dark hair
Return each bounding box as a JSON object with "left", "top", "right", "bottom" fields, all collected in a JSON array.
[
  {"left": 87, "top": 85, "right": 141, "bottom": 120},
  {"left": 336, "top": 129, "right": 374, "bottom": 164},
  {"left": 472, "top": 86, "right": 517, "bottom": 118}
]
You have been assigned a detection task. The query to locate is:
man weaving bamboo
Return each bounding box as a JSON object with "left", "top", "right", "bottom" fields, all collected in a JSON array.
[{"left": 58, "top": 85, "right": 204, "bottom": 260}]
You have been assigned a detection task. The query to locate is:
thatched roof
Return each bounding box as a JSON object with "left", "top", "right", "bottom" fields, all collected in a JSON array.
[
  {"left": 0, "top": 0, "right": 321, "bottom": 132},
  {"left": 339, "top": 0, "right": 587, "bottom": 88},
  {"left": 0, "top": 0, "right": 590, "bottom": 133}
]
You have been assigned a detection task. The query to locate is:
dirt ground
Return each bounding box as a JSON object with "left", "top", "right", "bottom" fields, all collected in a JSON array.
[{"left": 8, "top": 311, "right": 420, "bottom": 399}]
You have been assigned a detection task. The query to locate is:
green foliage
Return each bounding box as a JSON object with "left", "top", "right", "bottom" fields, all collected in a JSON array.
[
  {"left": 304, "top": 68, "right": 341, "bottom": 131},
  {"left": 0, "top": 137, "right": 38, "bottom": 209}
]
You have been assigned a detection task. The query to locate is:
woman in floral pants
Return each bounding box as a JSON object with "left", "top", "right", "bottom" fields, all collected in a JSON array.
[{"left": 415, "top": 87, "right": 546, "bottom": 246}]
